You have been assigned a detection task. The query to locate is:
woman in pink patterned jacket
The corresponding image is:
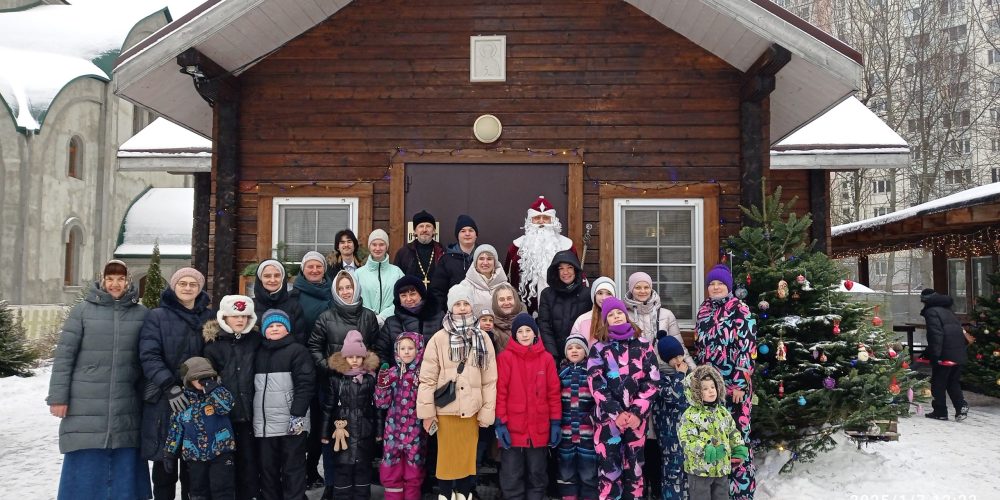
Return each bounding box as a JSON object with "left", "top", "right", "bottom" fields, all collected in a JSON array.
[
  {"left": 695, "top": 264, "right": 757, "bottom": 500},
  {"left": 374, "top": 331, "right": 427, "bottom": 500}
]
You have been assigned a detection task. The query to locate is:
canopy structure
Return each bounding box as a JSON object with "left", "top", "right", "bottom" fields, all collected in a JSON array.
[
  {"left": 113, "top": 0, "right": 862, "bottom": 140},
  {"left": 831, "top": 183, "right": 1000, "bottom": 259},
  {"left": 770, "top": 97, "right": 910, "bottom": 170},
  {"left": 114, "top": 187, "right": 194, "bottom": 258},
  {"left": 117, "top": 117, "right": 211, "bottom": 172}
]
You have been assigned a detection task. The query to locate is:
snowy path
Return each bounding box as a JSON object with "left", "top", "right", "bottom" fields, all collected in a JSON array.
[{"left": 3, "top": 367, "right": 999, "bottom": 499}]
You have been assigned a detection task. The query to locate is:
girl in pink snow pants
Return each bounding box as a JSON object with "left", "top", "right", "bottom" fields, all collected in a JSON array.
[
  {"left": 375, "top": 331, "right": 428, "bottom": 499},
  {"left": 587, "top": 297, "right": 661, "bottom": 499}
]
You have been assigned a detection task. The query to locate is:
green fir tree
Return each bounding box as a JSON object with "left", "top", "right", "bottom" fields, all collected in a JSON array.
[
  {"left": 724, "top": 186, "right": 924, "bottom": 466},
  {"left": 142, "top": 242, "right": 166, "bottom": 309},
  {"left": 967, "top": 272, "right": 1000, "bottom": 397},
  {"left": 0, "top": 299, "right": 37, "bottom": 377}
]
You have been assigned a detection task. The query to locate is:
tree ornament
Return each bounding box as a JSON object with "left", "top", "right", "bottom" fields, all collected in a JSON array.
[
  {"left": 758, "top": 300, "right": 770, "bottom": 311},
  {"left": 811, "top": 349, "right": 819, "bottom": 359},
  {"left": 797, "top": 395, "right": 807, "bottom": 406},
  {"left": 916, "top": 404, "right": 924, "bottom": 415},
  {"left": 802, "top": 279, "right": 813, "bottom": 291},
  {"left": 778, "top": 380, "right": 785, "bottom": 398},
  {"left": 993, "top": 350, "right": 1000, "bottom": 357},
  {"left": 888, "top": 348, "right": 897, "bottom": 359},
  {"left": 776, "top": 340, "right": 787, "bottom": 361},
  {"left": 996, "top": 296, "right": 1000, "bottom": 304},
  {"left": 832, "top": 318, "right": 841, "bottom": 335},
  {"left": 901, "top": 361, "right": 909, "bottom": 369},
  {"left": 819, "top": 353, "right": 828, "bottom": 363},
  {"left": 735, "top": 286, "right": 748, "bottom": 300},
  {"left": 857, "top": 344, "right": 870, "bottom": 363},
  {"left": 823, "top": 376, "right": 836, "bottom": 389},
  {"left": 746, "top": 273, "right": 752, "bottom": 285},
  {"left": 872, "top": 305, "right": 883, "bottom": 327},
  {"left": 844, "top": 279, "right": 854, "bottom": 291},
  {"left": 921, "top": 388, "right": 932, "bottom": 398},
  {"left": 796, "top": 274, "right": 806, "bottom": 284},
  {"left": 759, "top": 344, "right": 770, "bottom": 355},
  {"left": 996, "top": 377, "right": 1000, "bottom": 386},
  {"left": 984, "top": 329, "right": 991, "bottom": 335},
  {"left": 791, "top": 291, "right": 800, "bottom": 301},
  {"left": 907, "top": 388, "right": 914, "bottom": 403},
  {"left": 889, "top": 377, "right": 901, "bottom": 395},
  {"left": 777, "top": 280, "right": 788, "bottom": 299},
  {"left": 976, "top": 353, "right": 984, "bottom": 361}
]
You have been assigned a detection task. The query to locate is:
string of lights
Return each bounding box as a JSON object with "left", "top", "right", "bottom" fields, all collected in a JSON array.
[{"left": 832, "top": 225, "right": 1000, "bottom": 259}]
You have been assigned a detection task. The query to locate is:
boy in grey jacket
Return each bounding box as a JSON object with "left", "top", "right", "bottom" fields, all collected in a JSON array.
[{"left": 254, "top": 309, "right": 315, "bottom": 499}]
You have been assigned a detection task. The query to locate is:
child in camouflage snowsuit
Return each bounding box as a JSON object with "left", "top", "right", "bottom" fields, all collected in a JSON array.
[
  {"left": 164, "top": 357, "right": 237, "bottom": 500},
  {"left": 679, "top": 365, "right": 748, "bottom": 500},
  {"left": 374, "top": 331, "right": 427, "bottom": 500},
  {"left": 587, "top": 297, "right": 660, "bottom": 499},
  {"left": 653, "top": 332, "right": 691, "bottom": 500},
  {"left": 696, "top": 264, "right": 757, "bottom": 499}
]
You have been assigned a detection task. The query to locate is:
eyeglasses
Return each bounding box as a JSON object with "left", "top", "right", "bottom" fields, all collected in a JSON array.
[{"left": 175, "top": 281, "right": 201, "bottom": 289}]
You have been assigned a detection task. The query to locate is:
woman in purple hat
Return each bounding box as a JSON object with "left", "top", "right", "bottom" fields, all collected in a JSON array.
[{"left": 695, "top": 264, "right": 757, "bottom": 500}]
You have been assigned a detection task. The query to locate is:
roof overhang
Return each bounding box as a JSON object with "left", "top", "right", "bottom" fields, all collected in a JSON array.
[
  {"left": 770, "top": 97, "right": 909, "bottom": 170},
  {"left": 831, "top": 183, "right": 1000, "bottom": 258},
  {"left": 117, "top": 117, "right": 212, "bottom": 172},
  {"left": 114, "top": 0, "right": 862, "bottom": 141}
]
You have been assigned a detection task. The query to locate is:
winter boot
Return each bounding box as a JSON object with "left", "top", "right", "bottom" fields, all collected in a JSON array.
[
  {"left": 956, "top": 402, "right": 969, "bottom": 422},
  {"left": 925, "top": 410, "right": 949, "bottom": 421}
]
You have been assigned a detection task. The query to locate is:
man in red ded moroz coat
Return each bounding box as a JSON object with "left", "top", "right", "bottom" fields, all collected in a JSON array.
[{"left": 504, "top": 195, "right": 579, "bottom": 313}]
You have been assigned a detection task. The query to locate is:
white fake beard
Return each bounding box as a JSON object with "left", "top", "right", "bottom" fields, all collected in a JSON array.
[{"left": 517, "top": 216, "right": 563, "bottom": 301}]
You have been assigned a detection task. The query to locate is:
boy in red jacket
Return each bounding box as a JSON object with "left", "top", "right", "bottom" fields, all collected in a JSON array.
[{"left": 495, "top": 312, "right": 562, "bottom": 499}]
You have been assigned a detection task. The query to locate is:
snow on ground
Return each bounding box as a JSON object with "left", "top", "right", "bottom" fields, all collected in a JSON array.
[{"left": 4, "top": 367, "right": 999, "bottom": 499}]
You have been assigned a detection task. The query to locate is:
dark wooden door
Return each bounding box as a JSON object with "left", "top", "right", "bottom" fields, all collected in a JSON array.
[{"left": 405, "top": 163, "right": 568, "bottom": 254}]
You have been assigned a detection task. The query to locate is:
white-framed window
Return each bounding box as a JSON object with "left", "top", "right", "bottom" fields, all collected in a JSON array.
[
  {"left": 944, "top": 169, "right": 972, "bottom": 184},
  {"left": 872, "top": 259, "right": 889, "bottom": 277},
  {"left": 989, "top": 49, "right": 1000, "bottom": 65},
  {"left": 940, "top": 0, "right": 965, "bottom": 15},
  {"left": 271, "top": 197, "right": 359, "bottom": 261},
  {"left": 948, "top": 138, "right": 971, "bottom": 155},
  {"left": 873, "top": 207, "right": 890, "bottom": 217},
  {"left": 614, "top": 198, "right": 704, "bottom": 326},
  {"left": 942, "top": 24, "right": 967, "bottom": 42},
  {"left": 872, "top": 179, "right": 892, "bottom": 193}
]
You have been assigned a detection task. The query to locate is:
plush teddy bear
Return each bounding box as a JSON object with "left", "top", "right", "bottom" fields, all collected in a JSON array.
[{"left": 331, "top": 420, "right": 350, "bottom": 452}]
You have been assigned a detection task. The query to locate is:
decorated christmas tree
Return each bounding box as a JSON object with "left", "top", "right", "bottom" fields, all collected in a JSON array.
[
  {"left": 725, "top": 187, "right": 924, "bottom": 466},
  {"left": 967, "top": 272, "right": 1000, "bottom": 397},
  {"left": 0, "top": 298, "right": 36, "bottom": 377},
  {"left": 142, "top": 242, "right": 166, "bottom": 309}
]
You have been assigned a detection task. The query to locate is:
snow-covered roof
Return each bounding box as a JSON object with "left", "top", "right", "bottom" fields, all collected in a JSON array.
[
  {"left": 114, "top": 187, "right": 193, "bottom": 257},
  {"left": 837, "top": 280, "right": 878, "bottom": 293},
  {"left": 770, "top": 97, "right": 910, "bottom": 170},
  {"left": 832, "top": 182, "right": 1000, "bottom": 236},
  {"left": 117, "top": 117, "right": 211, "bottom": 172},
  {"left": 113, "top": 0, "right": 862, "bottom": 140},
  {"left": 0, "top": 1, "right": 172, "bottom": 132}
]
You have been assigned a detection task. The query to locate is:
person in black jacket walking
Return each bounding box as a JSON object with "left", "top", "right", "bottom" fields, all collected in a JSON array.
[
  {"left": 537, "top": 250, "right": 592, "bottom": 363},
  {"left": 254, "top": 259, "right": 309, "bottom": 345},
  {"left": 203, "top": 294, "right": 261, "bottom": 500},
  {"left": 376, "top": 275, "right": 445, "bottom": 364},
  {"left": 920, "top": 288, "right": 970, "bottom": 421},
  {"left": 139, "top": 267, "right": 214, "bottom": 500}
]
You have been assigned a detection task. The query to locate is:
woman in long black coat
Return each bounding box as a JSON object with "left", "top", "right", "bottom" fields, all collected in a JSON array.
[{"left": 920, "top": 288, "right": 970, "bottom": 421}]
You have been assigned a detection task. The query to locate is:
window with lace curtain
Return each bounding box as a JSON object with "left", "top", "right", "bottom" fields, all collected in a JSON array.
[
  {"left": 614, "top": 198, "right": 704, "bottom": 325},
  {"left": 271, "top": 197, "right": 358, "bottom": 262}
]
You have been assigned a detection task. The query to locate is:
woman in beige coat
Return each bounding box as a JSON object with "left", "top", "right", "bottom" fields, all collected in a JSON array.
[{"left": 418, "top": 283, "right": 498, "bottom": 500}]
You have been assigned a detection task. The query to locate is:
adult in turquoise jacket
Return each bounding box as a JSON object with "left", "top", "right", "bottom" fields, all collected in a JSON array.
[
  {"left": 356, "top": 229, "right": 404, "bottom": 326},
  {"left": 48, "top": 260, "right": 150, "bottom": 500}
]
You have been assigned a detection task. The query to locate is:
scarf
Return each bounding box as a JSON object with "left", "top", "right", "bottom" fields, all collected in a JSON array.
[
  {"left": 403, "top": 300, "right": 425, "bottom": 315},
  {"left": 443, "top": 312, "right": 489, "bottom": 369},
  {"left": 608, "top": 322, "right": 635, "bottom": 341},
  {"left": 343, "top": 365, "right": 369, "bottom": 383}
]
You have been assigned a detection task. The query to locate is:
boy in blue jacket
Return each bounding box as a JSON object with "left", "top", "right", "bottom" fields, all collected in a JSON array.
[{"left": 164, "top": 356, "right": 236, "bottom": 500}]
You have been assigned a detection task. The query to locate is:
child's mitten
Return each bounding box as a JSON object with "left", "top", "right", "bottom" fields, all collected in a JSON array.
[
  {"left": 287, "top": 416, "right": 305, "bottom": 435},
  {"left": 495, "top": 420, "right": 512, "bottom": 449}
]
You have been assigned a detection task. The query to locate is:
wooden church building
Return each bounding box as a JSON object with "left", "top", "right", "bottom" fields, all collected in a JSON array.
[{"left": 114, "top": 0, "right": 863, "bottom": 327}]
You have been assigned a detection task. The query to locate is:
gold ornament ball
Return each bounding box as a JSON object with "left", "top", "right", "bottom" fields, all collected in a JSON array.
[{"left": 996, "top": 378, "right": 1000, "bottom": 386}]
